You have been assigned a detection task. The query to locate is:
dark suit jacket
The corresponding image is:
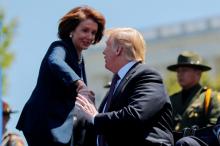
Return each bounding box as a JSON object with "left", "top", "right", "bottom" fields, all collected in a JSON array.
[
  {"left": 84, "top": 62, "right": 174, "bottom": 146},
  {"left": 16, "top": 39, "right": 87, "bottom": 137}
]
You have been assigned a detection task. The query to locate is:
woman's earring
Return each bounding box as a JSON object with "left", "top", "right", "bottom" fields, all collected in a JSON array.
[{"left": 69, "top": 34, "right": 72, "bottom": 38}]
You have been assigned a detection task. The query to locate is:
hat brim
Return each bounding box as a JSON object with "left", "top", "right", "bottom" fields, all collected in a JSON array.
[{"left": 167, "top": 64, "right": 211, "bottom": 72}]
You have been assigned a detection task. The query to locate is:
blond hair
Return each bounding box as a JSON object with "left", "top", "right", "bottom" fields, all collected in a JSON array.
[{"left": 106, "top": 27, "right": 146, "bottom": 62}]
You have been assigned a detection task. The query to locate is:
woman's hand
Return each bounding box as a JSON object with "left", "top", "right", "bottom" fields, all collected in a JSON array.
[{"left": 75, "top": 80, "right": 95, "bottom": 103}]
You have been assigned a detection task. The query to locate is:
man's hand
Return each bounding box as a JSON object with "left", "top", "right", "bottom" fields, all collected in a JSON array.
[{"left": 75, "top": 94, "right": 98, "bottom": 124}]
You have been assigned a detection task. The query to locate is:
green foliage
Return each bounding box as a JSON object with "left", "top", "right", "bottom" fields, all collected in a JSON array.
[
  {"left": 0, "top": 8, "right": 17, "bottom": 95},
  {"left": 200, "top": 73, "right": 220, "bottom": 91},
  {"left": 164, "top": 72, "right": 181, "bottom": 96},
  {"left": 164, "top": 71, "right": 220, "bottom": 96}
]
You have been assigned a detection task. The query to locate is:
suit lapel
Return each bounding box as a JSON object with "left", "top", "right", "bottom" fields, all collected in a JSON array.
[
  {"left": 98, "top": 95, "right": 108, "bottom": 112},
  {"left": 99, "top": 62, "right": 142, "bottom": 112},
  {"left": 109, "top": 62, "right": 141, "bottom": 109}
]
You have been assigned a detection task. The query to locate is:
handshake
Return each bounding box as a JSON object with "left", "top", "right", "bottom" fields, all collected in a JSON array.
[
  {"left": 51, "top": 81, "right": 98, "bottom": 144},
  {"left": 75, "top": 93, "right": 98, "bottom": 124},
  {"left": 76, "top": 79, "right": 98, "bottom": 123}
]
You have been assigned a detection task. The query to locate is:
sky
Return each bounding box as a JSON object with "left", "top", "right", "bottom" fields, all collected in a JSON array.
[{"left": 1, "top": 0, "right": 220, "bottom": 143}]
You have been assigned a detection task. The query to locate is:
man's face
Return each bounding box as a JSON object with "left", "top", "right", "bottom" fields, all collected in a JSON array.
[
  {"left": 103, "top": 37, "right": 118, "bottom": 73},
  {"left": 176, "top": 66, "right": 201, "bottom": 89}
]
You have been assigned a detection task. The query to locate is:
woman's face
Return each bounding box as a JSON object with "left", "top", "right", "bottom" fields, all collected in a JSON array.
[{"left": 70, "top": 18, "right": 98, "bottom": 51}]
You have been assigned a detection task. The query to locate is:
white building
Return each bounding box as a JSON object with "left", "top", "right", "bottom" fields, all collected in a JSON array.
[{"left": 84, "top": 15, "right": 220, "bottom": 105}]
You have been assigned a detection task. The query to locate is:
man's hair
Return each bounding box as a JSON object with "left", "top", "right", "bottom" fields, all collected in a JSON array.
[{"left": 106, "top": 28, "right": 146, "bottom": 62}]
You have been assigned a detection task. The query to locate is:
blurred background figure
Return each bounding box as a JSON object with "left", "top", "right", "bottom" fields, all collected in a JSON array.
[
  {"left": 167, "top": 50, "right": 220, "bottom": 146},
  {"left": 1, "top": 100, "right": 24, "bottom": 146}
]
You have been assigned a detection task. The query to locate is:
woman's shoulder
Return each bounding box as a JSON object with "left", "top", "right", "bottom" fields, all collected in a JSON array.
[{"left": 49, "top": 40, "right": 67, "bottom": 49}]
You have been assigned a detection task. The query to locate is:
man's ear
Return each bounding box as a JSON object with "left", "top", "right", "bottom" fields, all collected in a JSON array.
[{"left": 116, "top": 46, "right": 123, "bottom": 56}]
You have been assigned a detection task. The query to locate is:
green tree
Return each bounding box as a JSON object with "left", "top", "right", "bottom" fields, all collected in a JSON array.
[
  {"left": 0, "top": 8, "right": 17, "bottom": 95},
  {"left": 164, "top": 72, "right": 181, "bottom": 96},
  {"left": 164, "top": 72, "right": 220, "bottom": 96},
  {"left": 200, "top": 73, "right": 220, "bottom": 91}
]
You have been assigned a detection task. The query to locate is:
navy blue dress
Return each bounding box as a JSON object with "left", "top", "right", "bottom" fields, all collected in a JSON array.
[{"left": 16, "top": 39, "right": 87, "bottom": 145}]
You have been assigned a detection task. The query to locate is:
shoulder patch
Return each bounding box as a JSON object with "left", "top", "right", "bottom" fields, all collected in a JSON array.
[
  {"left": 204, "top": 88, "right": 212, "bottom": 114},
  {"left": 217, "top": 92, "right": 220, "bottom": 103}
]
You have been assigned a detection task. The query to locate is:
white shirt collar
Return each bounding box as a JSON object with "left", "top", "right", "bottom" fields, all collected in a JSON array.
[{"left": 117, "top": 61, "right": 137, "bottom": 80}]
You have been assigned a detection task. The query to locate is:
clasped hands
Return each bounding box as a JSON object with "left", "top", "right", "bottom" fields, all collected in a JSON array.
[
  {"left": 76, "top": 79, "right": 95, "bottom": 102},
  {"left": 75, "top": 80, "right": 98, "bottom": 124}
]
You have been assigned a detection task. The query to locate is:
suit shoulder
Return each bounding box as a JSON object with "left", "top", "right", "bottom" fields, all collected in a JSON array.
[
  {"left": 170, "top": 91, "right": 181, "bottom": 102},
  {"left": 170, "top": 91, "right": 181, "bottom": 98},
  {"left": 139, "top": 64, "right": 161, "bottom": 76},
  {"left": 49, "top": 40, "right": 67, "bottom": 49},
  {"left": 132, "top": 64, "right": 163, "bottom": 84}
]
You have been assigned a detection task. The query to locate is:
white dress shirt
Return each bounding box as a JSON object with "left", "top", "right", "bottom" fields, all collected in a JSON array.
[{"left": 96, "top": 61, "right": 137, "bottom": 146}]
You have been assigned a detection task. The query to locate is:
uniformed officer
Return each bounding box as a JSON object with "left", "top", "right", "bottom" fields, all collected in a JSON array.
[
  {"left": 167, "top": 51, "right": 220, "bottom": 146},
  {"left": 2, "top": 100, "right": 24, "bottom": 146}
]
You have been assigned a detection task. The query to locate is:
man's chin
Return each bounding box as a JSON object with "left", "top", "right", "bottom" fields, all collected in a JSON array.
[{"left": 105, "top": 64, "right": 110, "bottom": 70}]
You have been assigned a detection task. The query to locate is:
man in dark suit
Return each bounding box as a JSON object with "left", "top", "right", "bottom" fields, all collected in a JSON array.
[{"left": 76, "top": 27, "right": 174, "bottom": 146}]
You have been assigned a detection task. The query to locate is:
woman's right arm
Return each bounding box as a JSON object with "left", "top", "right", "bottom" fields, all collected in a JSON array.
[
  {"left": 47, "top": 46, "right": 80, "bottom": 86},
  {"left": 48, "top": 46, "right": 94, "bottom": 101}
]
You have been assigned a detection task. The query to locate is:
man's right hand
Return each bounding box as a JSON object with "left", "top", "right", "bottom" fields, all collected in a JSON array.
[{"left": 75, "top": 94, "right": 98, "bottom": 124}]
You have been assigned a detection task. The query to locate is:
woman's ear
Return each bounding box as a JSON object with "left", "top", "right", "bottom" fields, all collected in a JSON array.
[{"left": 69, "top": 33, "right": 73, "bottom": 38}]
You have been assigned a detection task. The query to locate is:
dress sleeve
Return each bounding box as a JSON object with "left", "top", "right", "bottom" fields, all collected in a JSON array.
[{"left": 47, "top": 46, "right": 80, "bottom": 86}]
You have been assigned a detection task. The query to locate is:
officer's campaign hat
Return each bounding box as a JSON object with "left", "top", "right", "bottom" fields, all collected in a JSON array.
[{"left": 167, "top": 51, "right": 211, "bottom": 72}]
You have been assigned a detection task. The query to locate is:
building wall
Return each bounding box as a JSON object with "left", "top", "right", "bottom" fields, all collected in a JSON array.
[{"left": 84, "top": 16, "right": 220, "bottom": 105}]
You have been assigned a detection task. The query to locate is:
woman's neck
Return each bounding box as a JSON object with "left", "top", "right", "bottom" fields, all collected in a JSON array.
[{"left": 78, "top": 54, "right": 83, "bottom": 64}]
